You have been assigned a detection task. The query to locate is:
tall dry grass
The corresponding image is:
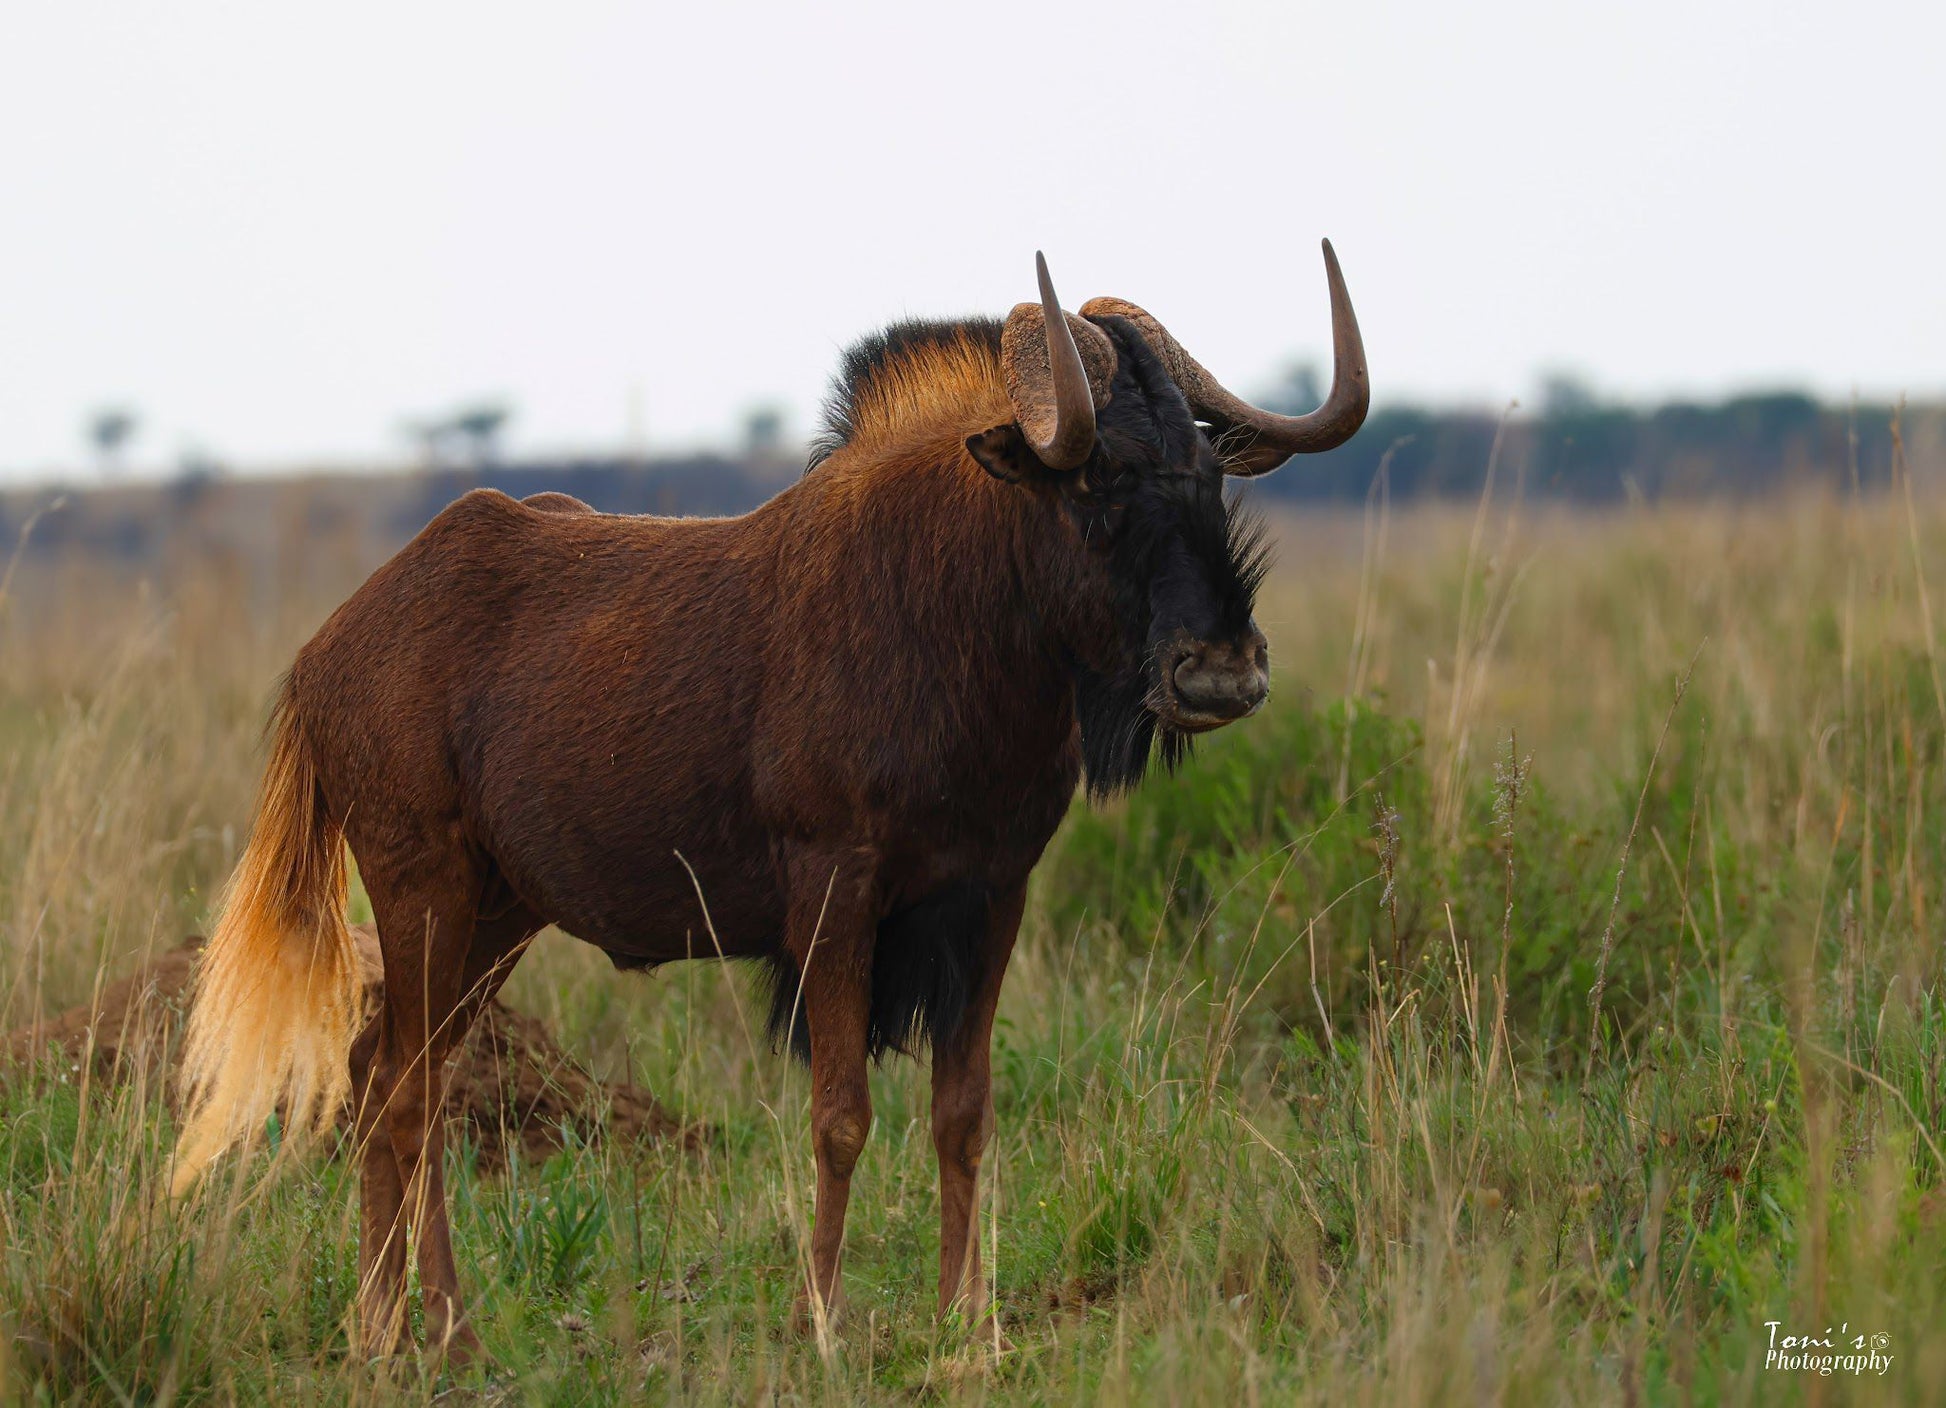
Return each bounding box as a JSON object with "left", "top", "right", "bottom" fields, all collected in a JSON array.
[{"left": 1, "top": 473, "right": 1943, "bottom": 1403}]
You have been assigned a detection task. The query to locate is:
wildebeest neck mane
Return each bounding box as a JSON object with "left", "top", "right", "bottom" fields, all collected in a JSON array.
[{"left": 809, "top": 317, "right": 1007, "bottom": 470}]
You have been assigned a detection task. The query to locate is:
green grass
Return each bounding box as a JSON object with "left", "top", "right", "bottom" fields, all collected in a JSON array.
[{"left": 3, "top": 490, "right": 1945, "bottom": 1403}]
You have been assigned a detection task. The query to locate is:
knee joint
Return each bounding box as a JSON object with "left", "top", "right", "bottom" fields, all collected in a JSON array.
[
  {"left": 933, "top": 1101, "right": 992, "bottom": 1173},
  {"left": 817, "top": 1111, "right": 872, "bottom": 1177}
]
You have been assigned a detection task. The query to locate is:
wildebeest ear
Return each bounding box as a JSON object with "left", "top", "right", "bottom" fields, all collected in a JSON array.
[{"left": 965, "top": 424, "right": 1045, "bottom": 484}]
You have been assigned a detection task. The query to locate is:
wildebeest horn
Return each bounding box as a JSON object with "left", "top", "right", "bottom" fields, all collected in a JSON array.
[
  {"left": 1081, "top": 239, "right": 1369, "bottom": 476},
  {"left": 999, "top": 252, "right": 1108, "bottom": 472}
]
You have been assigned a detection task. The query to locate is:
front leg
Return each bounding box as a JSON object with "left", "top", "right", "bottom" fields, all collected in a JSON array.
[
  {"left": 932, "top": 883, "right": 1023, "bottom": 1326},
  {"left": 784, "top": 845, "right": 878, "bottom": 1334}
]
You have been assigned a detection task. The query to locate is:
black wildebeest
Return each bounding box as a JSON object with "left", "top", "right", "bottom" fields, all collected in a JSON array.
[{"left": 171, "top": 245, "right": 1368, "bottom": 1358}]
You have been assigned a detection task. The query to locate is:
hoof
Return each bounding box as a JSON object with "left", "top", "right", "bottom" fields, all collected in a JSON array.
[
  {"left": 791, "top": 1289, "right": 847, "bottom": 1340},
  {"left": 432, "top": 1322, "right": 488, "bottom": 1373},
  {"left": 970, "top": 1318, "right": 1016, "bottom": 1356},
  {"left": 939, "top": 1286, "right": 1013, "bottom": 1356},
  {"left": 944, "top": 1308, "right": 1015, "bottom": 1356}
]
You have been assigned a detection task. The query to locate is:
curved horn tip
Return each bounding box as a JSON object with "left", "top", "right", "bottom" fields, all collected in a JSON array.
[
  {"left": 1011, "top": 247, "right": 1098, "bottom": 472},
  {"left": 1035, "top": 251, "right": 1059, "bottom": 308}
]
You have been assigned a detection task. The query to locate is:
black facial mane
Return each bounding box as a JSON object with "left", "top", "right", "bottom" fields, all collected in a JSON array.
[
  {"left": 1069, "top": 319, "right": 1274, "bottom": 798},
  {"left": 1073, "top": 665, "right": 1188, "bottom": 798}
]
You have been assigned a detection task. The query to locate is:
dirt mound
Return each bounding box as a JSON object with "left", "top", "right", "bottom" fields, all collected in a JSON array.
[{"left": 2, "top": 926, "right": 685, "bottom": 1171}]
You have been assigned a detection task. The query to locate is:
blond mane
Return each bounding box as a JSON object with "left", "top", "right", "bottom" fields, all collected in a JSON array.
[{"left": 809, "top": 318, "right": 1014, "bottom": 470}]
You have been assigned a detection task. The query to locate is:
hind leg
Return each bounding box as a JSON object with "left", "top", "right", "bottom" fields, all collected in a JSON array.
[
  {"left": 416, "top": 902, "right": 543, "bottom": 1347},
  {"left": 357, "top": 842, "right": 498, "bottom": 1362},
  {"left": 354, "top": 853, "right": 475, "bottom": 1359},
  {"left": 408, "top": 913, "right": 540, "bottom": 1360},
  {"left": 350, "top": 1010, "right": 410, "bottom": 1356},
  {"left": 351, "top": 897, "right": 540, "bottom": 1360}
]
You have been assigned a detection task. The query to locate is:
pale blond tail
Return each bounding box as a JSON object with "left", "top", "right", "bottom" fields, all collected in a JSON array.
[{"left": 171, "top": 700, "right": 362, "bottom": 1196}]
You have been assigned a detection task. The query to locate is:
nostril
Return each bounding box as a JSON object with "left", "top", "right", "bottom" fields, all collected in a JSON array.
[
  {"left": 1170, "top": 654, "right": 1211, "bottom": 698},
  {"left": 1232, "top": 671, "right": 1270, "bottom": 715},
  {"left": 1173, "top": 656, "right": 1269, "bottom": 714}
]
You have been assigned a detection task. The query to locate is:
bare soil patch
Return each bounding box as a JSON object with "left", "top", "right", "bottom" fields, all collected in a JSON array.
[{"left": 3, "top": 925, "right": 686, "bottom": 1171}]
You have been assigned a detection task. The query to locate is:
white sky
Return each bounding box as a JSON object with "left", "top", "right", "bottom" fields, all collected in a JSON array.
[{"left": 1, "top": 0, "right": 1940, "bottom": 481}]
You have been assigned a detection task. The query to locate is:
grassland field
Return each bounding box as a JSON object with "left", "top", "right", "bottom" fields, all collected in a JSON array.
[{"left": 2, "top": 478, "right": 1944, "bottom": 1405}]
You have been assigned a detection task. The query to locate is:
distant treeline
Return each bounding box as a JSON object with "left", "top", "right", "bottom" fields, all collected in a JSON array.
[
  {"left": 0, "top": 455, "right": 796, "bottom": 577},
  {"left": 1247, "top": 380, "right": 1938, "bottom": 503},
  {"left": 1, "top": 393, "right": 1940, "bottom": 577}
]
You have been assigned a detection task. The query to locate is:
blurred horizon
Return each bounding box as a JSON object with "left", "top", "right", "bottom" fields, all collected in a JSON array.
[
  {"left": 15, "top": 376, "right": 1940, "bottom": 494},
  {"left": 3, "top": 0, "right": 1943, "bottom": 485},
  {"left": 5, "top": 383, "right": 1940, "bottom": 595},
  {"left": 14, "top": 373, "right": 1946, "bottom": 494}
]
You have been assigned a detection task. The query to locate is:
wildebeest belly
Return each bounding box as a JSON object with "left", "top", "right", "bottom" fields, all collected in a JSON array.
[
  {"left": 487, "top": 815, "right": 785, "bottom": 965},
  {"left": 460, "top": 707, "right": 784, "bottom": 963}
]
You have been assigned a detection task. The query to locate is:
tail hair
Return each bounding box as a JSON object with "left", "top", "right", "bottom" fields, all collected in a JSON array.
[{"left": 171, "top": 694, "right": 362, "bottom": 1196}]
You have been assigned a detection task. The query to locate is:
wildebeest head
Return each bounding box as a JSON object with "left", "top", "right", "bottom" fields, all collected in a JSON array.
[{"left": 962, "top": 245, "right": 1369, "bottom": 795}]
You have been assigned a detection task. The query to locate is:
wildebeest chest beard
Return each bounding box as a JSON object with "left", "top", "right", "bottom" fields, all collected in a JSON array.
[
  {"left": 1073, "top": 658, "right": 1186, "bottom": 798},
  {"left": 765, "top": 879, "right": 995, "bottom": 1065}
]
